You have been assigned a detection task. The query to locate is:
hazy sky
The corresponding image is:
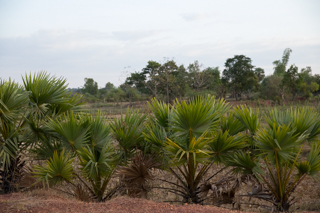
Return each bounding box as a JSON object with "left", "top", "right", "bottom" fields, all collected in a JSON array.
[{"left": 1, "top": 0, "right": 320, "bottom": 88}]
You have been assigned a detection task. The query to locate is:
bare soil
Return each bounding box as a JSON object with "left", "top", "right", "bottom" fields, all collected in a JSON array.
[{"left": 0, "top": 192, "right": 243, "bottom": 213}]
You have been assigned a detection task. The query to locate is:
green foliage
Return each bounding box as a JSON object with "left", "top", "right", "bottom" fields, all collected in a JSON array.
[
  {"left": 110, "top": 108, "right": 146, "bottom": 163},
  {"left": 33, "top": 112, "right": 119, "bottom": 202},
  {"left": 265, "top": 107, "right": 320, "bottom": 143},
  {"left": 208, "top": 130, "right": 246, "bottom": 164},
  {"left": 171, "top": 96, "right": 229, "bottom": 139},
  {"left": 46, "top": 112, "right": 89, "bottom": 152},
  {"left": 33, "top": 149, "right": 74, "bottom": 187},
  {"left": 260, "top": 75, "right": 283, "bottom": 100},
  {"left": 234, "top": 105, "right": 260, "bottom": 136},
  {"left": 273, "top": 48, "right": 292, "bottom": 76},
  {"left": 0, "top": 72, "right": 82, "bottom": 193},
  {"left": 227, "top": 106, "right": 320, "bottom": 211},
  {"left": 145, "top": 95, "right": 245, "bottom": 204},
  {"left": 82, "top": 78, "right": 98, "bottom": 95},
  {"left": 220, "top": 112, "right": 246, "bottom": 136},
  {"left": 0, "top": 79, "right": 28, "bottom": 169},
  {"left": 282, "top": 65, "right": 303, "bottom": 100},
  {"left": 222, "top": 55, "right": 259, "bottom": 100},
  {"left": 148, "top": 98, "right": 171, "bottom": 129}
]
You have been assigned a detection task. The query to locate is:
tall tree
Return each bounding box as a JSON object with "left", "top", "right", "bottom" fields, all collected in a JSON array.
[
  {"left": 273, "top": 48, "right": 292, "bottom": 76},
  {"left": 282, "top": 65, "right": 303, "bottom": 100},
  {"left": 105, "top": 82, "right": 115, "bottom": 91},
  {"left": 254, "top": 67, "right": 265, "bottom": 82},
  {"left": 125, "top": 72, "right": 148, "bottom": 94},
  {"left": 188, "top": 61, "right": 211, "bottom": 92},
  {"left": 260, "top": 75, "right": 283, "bottom": 100},
  {"left": 204, "top": 66, "right": 221, "bottom": 92},
  {"left": 143, "top": 61, "right": 162, "bottom": 98},
  {"left": 158, "top": 59, "right": 179, "bottom": 103},
  {"left": 222, "top": 55, "right": 258, "bottom": 100},
  {"left": 82, "top": 78, "right": 98, "bottom": 95},
  {"left": 298, "top": 67, "right": 319, "bottom": 98},
  {"left": 171, "top": 65, "right": 189, "bottom": 100}
]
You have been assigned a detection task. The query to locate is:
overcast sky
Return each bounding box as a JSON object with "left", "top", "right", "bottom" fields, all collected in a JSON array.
[{"left": 1, "top": 0, "right": 320, "bottom": 88}]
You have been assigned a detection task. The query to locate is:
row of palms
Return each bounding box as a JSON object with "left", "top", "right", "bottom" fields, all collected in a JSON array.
[{"left": 1, "top": 72, "right": 320, "bottom": 212}]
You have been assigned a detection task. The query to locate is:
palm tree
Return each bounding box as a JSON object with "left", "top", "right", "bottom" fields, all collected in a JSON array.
[
  {"left": 0, "top": 72, "right": 82, "bottom": 193},
  {"left": 228, "top": 106, "right": 320, "bottom": 212},
  {"left": 144, "top": 96, "right": 247, "bottom": 204},
  {"left": 33, "top": 112, "right": 120, "bottom": 202},
  {"left": 110, "top": 108, "right": 147, "bottom": 163}
]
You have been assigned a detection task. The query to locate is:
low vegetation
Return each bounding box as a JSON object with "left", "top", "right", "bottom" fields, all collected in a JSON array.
[{"left": 1, "top": 71, "right": 320, "bottom": 213}]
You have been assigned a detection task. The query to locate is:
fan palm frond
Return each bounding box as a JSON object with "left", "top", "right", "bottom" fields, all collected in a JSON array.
[
  {"left": 32, "top": 149, "right": 74, "bottom": 187},
  {"left": 208, "top": 130, "right": 247, "bottom": 164}
]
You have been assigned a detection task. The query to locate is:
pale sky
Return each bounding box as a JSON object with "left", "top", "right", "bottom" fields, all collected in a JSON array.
[{"left": 1, "top": 0, "right": 320, "bottom": 88}]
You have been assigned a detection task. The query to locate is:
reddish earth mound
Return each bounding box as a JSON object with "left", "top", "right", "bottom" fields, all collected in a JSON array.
[{"left": 0, "top": 193, "right": 240, "bottom": 213}]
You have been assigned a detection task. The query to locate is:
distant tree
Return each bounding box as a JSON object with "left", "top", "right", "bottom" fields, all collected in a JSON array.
[
  {"left": 298, "top": 67, "right": 319, "bottom": 98},
  {"left": 158, "top": 59, "right": 179, "bottom": 103},
  {"left": 171, "top": 65, "right": 189, "bottom": 100},
  {"left": 204, "top": 66, "right": 221, "bottom": 92},
  {"left": 254, "top": 67, "right": 265, "bottom": 82},
  {"left": 260, "top": 75, "right": 283, "bottom": 100},
  {"left": 120, "top": 84, "right": 139, "bottom": 105},
  {"left": 273, "top": 48, "right": 292, "bottom": 76},
  {"left": 282, "top": 65, "right": 303, "bottom": 100},
  {"left": 105, "top": 82, "right": 115, "bottom": 91},
  {"left": 125, "top": 72, "right": 148, "bottom": 94},
  {"left": 222, "top": 55, "right": 258, "bottom": 100},
  {"left": 82, "top": 78, "right": 98, "bottom": 95},
  {"left": 143, "top": 61, "right": 162, "bottom": 98},
  {"left": 188, "top": 61, "right": 211, "bottom": 92}
]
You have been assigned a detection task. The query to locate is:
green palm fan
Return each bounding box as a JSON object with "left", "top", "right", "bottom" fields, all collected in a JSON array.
[
  {"left": 32, "top": 149, "right": 74, "bottom": 188},
  {"left": 110, "top": 108, "right": 146, "bottom": 163}
]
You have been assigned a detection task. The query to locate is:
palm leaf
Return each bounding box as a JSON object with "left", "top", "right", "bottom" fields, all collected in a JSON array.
[{"left": 32, "top": 149, "right": 74, "bottom": 187}]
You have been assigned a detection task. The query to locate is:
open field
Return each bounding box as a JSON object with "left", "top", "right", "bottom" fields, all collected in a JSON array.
[{"left": 82, "top": 99, "right": 320, "bottom": 116}]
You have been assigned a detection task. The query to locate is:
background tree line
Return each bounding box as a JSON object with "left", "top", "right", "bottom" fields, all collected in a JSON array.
[{"left": 79, "top": 49, "right": 320, "bottom": 104}]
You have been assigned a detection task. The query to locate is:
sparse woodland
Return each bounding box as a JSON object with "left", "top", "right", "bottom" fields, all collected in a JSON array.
[{"left": 78, "top": 49, "right": 320, "bottom": 105}]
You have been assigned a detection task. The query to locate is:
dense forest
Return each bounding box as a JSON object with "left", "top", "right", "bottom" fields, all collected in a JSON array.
[{"left": 77, "top": 48, "right": 320, "bottom": 104}]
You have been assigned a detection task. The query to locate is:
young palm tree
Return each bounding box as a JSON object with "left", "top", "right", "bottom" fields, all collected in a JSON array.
[
  {"left": 110, "top": 108, "right": 146, "bottom": 163},
  {"left": 144, "top": 96, "right": 247, "bottom": 204},
  {"left": 33, "top": 112, "right": 120, "bottom": 202},
  {"left": 0, "top": 72, "right": 82, "bottom": 193},
  {"left": 228, "top": 106, "right": 320, "bottom": 212}
]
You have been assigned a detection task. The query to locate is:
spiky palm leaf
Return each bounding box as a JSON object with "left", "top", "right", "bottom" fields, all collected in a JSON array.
[
  {"left": 0, "top": 79, "right": 28, "bottom": 172},
  {"left": 296, "top": 143, "right": 320, "bottom": 179},
  {"left": 45, "top": 112, "right": 89, "bottom": 152},
  {"left": 171, "top": 96, "right": 229, "bottom": 140},
  {"left": 0, "top": 79, "right": 28, "bottom": 123},
  {"left": 166, "top": 133, "right": 210, "bottom": 166},
  {"left": 233, "top": 105, "right": 260, "bottom": 136},
  {"left": 265, "top": 107, "right": 320, "bottom": 143},
  {"left": 208, "top": 130, "right": 247, "bottom": 164},
  {"left": 255, "top": 124, "right": 307, "bottom": 163},
  {"left": 220, "top": 112, "right": 246, "bottom": 136},
  {"left": 78, "top": 144, "right": 116, "bottom": 180},
  {"left": 33, "top": 149, "right": 74, "bottom": 187},
  {"left": 226, "top": 151, "right": 262, "bottom": 176},
  {"left": 148, "top": 98, "right": 171, "bottom": 130},
  {"left": 85, "top": 112, "right": 112, "bottom": 151},
  {"left": 110, "top": 108, "right": 146, "bottom": 162}
]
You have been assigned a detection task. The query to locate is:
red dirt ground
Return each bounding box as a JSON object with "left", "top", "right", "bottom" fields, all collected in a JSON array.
[{"left": 0, "top": 192, "right": 246, "bottom": 213}]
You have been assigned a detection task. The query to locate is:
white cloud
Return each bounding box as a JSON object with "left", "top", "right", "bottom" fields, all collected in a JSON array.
[{"left": 180, "top": 13, "right": 209, "bottom": 22}]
